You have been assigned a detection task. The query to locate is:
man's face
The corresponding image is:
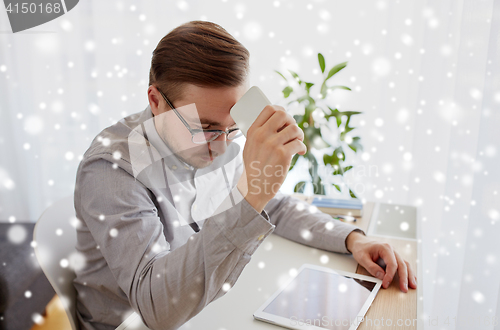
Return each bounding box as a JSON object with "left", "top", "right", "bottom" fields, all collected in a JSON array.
[{"left": 149, "top": 81, "right": 249, "bottom": 169}]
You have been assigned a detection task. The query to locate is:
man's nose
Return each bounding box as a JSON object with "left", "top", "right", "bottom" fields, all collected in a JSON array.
[{"left": 208, "top": 133, "right": 228, "bottom": 156}]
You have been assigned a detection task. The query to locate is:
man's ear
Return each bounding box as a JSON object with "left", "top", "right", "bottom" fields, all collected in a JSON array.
[{"left": 148, "top": 85, "right": 163, "bottom": 116}]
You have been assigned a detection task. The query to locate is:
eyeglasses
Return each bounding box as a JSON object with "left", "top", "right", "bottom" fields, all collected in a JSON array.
[{"left": 157, "top": 88, "right": 242, "bottom": 144}]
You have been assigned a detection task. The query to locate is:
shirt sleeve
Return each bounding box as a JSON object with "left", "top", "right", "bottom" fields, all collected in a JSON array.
[
  {"left": 74, "top": 156, "right": 275, "bottom": 330},
  {"left": 263, "top": 191, "right": 365, "bottom": 254}
]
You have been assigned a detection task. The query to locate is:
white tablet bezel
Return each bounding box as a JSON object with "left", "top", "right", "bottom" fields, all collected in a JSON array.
[{"left": 253, "top": 264, "right": 382, "bottom": 330}]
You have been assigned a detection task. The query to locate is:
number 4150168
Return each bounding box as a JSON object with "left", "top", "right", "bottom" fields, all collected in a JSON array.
[{"left": 5, "top": 2, "right": 62, "bottom": 14}]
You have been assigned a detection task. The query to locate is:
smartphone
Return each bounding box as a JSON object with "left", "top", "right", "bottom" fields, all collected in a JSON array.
[{"left": 230, "top": 86, "right": 272, "bottom": 137}]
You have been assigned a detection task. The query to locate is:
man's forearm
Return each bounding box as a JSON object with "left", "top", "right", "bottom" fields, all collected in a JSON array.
[{"left": 264, "top": 192, "right": 366, "bottom": 254}]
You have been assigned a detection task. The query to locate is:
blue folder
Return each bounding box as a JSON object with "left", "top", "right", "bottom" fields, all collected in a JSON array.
[{"left": 311, "top": 197, "right": 363, "bottom": 210}]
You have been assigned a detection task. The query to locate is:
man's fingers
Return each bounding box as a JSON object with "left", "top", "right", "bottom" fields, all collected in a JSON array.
[
  {"left": 406, "top": 260, "right": 417, "bottom": 289},
  {"left": 275, "top": 123, "right": 304, "bottom": 145},
  {"left": 262, "top": 108, "right": 296, "bottom": 133},
  {"left": 251, "top": 105, "right": 282, "bottom": 129},
  {"left": 379, "top": 244, "right": 398, "bottom": 289},
  {"left": 283, "top": 139, "right": 307, "bottom": 158},
  {"left": 359, "top": 255, "right": 386, "bottom": 281},
  {"left": 394, "top": 251, "right": 408, "bottom": 293}
]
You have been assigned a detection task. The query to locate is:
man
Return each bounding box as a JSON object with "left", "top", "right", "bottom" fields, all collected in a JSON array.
[{"left": 73, "top": 20, "right": 416, "bottom": 330}]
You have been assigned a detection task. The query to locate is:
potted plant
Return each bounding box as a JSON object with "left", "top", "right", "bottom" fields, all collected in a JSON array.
[{"left": 276, "top": 53, "right": 363, "bottom": 198}]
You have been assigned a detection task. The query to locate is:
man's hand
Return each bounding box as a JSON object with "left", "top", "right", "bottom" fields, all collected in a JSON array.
[
  {"left": 346, "top": 231, "right": 417, "bottom": 293},
  {"left": 237, "top": 105, "right": 307, "bottom": 213}
]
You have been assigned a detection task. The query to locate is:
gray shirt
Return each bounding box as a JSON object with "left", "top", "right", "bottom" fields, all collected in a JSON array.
[{"left": 73, "top": 105, "right": 364, "bottom": 330}]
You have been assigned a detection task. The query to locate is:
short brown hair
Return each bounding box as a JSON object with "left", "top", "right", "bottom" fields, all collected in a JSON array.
[{"left": 149, "top": 21, "right": 250, "bottom": 102}]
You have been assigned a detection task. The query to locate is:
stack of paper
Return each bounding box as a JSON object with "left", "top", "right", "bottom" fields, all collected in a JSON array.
[{"left": 311, "top": 197, "right": 363, "bottom": 217}]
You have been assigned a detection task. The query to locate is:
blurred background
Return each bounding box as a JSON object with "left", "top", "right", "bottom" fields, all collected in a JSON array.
[{"left": 1, "top": 0, "right": 499, "bottom": 328}]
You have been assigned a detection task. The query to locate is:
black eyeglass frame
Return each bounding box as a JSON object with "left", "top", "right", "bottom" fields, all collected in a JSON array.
[{"left": 157, "top": 88, "right": 242, "bottom": 144}]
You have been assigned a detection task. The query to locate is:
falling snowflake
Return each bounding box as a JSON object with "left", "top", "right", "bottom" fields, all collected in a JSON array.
[
  {"left": 7, "top": 225, "right": 27, "bottom": 244},
  {"left": 24, "top": 116, "right": 44, "bottom": 135},
  {"left": 243, "top": 22, "right": 262, "bottom": 41}
]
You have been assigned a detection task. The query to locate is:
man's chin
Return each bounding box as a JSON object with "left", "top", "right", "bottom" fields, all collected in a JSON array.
[
  {"left": 182, "top": 155, "right": 215, "bottom": 169},
  {"left": 200, "top": 155, "right": 214, "bottom": 162},
  {"left": 196, "top": 155, "right": 216, "bottom": 167}
]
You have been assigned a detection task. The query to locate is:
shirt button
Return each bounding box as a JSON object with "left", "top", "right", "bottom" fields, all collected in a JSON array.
[
  {"left": 257, "top": 234, "right": 265, "bottom": 241},
  {"left": 193, "top": 204, "right": 197, "bottom": 210},
  {"left": 171, "top": 165, "right": 177, "bottom": 170}
]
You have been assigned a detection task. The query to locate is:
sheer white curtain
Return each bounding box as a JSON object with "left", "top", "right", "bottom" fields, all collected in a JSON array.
[
  {"left": 409, "top": 0, "right": 500, "bottom": 327},
  {"left": 0, "top": 1, "right": 197, "bottom": 221},
  {"left": 0, "top": 0, "right": 499, "bottom": 328}
]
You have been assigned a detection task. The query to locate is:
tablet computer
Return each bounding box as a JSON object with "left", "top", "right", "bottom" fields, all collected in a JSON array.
[{"left": 254, "top": 264, "right": 382, "bottom": 330}]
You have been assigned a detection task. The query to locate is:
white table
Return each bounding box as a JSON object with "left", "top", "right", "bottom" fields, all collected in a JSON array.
[{"left": 179, "top": 233, "right": 359, "bottom": 330}]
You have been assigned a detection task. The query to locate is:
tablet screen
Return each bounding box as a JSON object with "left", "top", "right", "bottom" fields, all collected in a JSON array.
[{"left": 262, "top": 267, "right": 376, "bottom": 330}]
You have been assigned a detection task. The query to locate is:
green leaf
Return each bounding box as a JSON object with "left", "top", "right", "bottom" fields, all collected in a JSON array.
[
  {"left": 305, "top": 103, "right": 316, "bottom": 113},
  {"left": 324, "top": 107, "right": 342, "bottom": 127},
  {"left": 328, "top": 85, "right": 351, "bottom": 92},
  {"left": 326, "top": 61, "right": 347, "bottom": 81},
  {"left": 340, "top": 111, "right": 362, "bottom": 116},
  {"left": 303, "top": 126, "right": 325, "bottom": 150},
  {"left": 308, "top": 154, "right": 319, "bottom": 180},
  {"left": 323, "top": 147, "right": 345, "bottom": 170},
  {"left": 320, "top": 82, "right": 327, "bottom": 99},
  {"left": 282, "top": 86, "right": 293, "bottom": 98},
  {"left": 320, "top": 84, "right": 352, "bottom": 99},
  {"left": 294, "top": 181, "right": 306, "bottom": 193},
  {"left": 305, "top": 82, "right": 314, "bottom": 94},
  {"left": 336, "top": 117, "right": 342, "bottom": 127},
  {"left": 289, "top": 153, "right": 300, "bottom": 171},
  {"left": 308, "top": 161, "right": 325, "bottom": 195},
  {"left": 349, "top": 189, "right": 358, "bottom": 199},
  {"left": 332, "top": 167, "right": 351, "bottom": 176},
  {"left": 335, "top": 147, "right": 346, "bottom": 160},
  {"left": 340, "top": 127, "right": 355, "bottom": 140},
  {"left": 343, "top": 166, "right": 353, "bottom": 173},
  {"left": 332, "top": 184, "right": 342, "bottom": 192},
  {"left": 323, "top": 154, "right": 339, "bottom": 168},
  {"left": 348, "top": 136, "right": 363, "bottom": 153},
  {"left": 318, "top": 53, "right": 326, "bottom": 73},
  {"left": 293, "top": 114, "right": 304, "bottom": 123},
  {"left": 275, "top": 70, "right": 288, "bottom": 81},
  {"left": 288, "top": 70, "right": 302, "bottom": 84},
  {"left": 314, "top": 182, "right": 325, "bottom": 195},
  {"left": 297, "top": 95, "right": 315, "bottom": 107}
]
